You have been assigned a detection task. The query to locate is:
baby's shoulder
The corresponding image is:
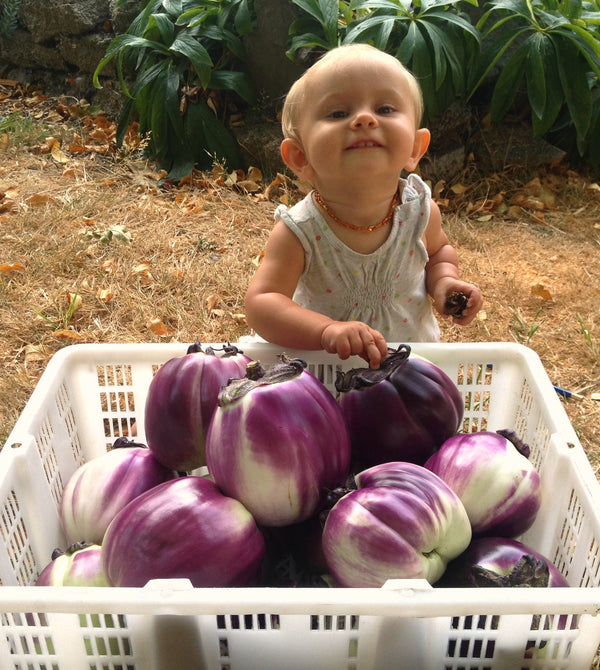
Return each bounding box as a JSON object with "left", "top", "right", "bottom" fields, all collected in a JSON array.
[
  {"left": 399, "top": 173, "right": 431, "bottom": 203},
  {"left": 274, "top": 192, "right": 318, "bottom": 228}
]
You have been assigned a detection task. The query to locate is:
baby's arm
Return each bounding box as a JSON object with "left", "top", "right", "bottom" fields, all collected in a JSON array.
[
  {"left": 424, "top": 201, "right": 483, "bottom": 325},
  {"left": 245, "top": 221, "right": 388, "bottom": 367}
]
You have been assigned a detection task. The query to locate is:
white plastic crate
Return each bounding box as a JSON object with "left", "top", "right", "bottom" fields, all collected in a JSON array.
[{"left": 2, "top": 341, "right": 600, "bottom": 670}]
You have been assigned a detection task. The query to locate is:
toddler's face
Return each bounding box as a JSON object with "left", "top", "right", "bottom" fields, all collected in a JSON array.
[{"left": 291, "top": 53, "right": 426, "bottom": 189}]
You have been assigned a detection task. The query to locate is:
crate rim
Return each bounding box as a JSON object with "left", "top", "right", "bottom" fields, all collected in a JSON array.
[{"left": 2, "top": 580, "right": 600, "bottom": 617}]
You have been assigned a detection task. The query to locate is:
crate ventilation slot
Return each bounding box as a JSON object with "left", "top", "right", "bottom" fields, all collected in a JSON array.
[
  {"left": 0, "top": 490, "right": 36, "bottom": 586},
  {"left": 97, "top": 364, "right": 137, "bottom": 446}
]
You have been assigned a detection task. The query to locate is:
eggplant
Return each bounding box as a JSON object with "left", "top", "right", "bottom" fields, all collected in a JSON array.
[
  {"left": 145, "top": 342, "right": 252, "bottom": 471},
  {"left": 60, "top": 440, "right": 177, "bottom": 545},
  {"left": 424, "top": 430, "right": 541, "bottom": 538},
  {"left": 102, "top": 476, "right": 265, "bottom": 587},
  {"left": 335, "top": 345, "right": 464, "bottom": 468},
  {"left": 206, "top": 356, "right": 351, "bottom": 527},
  {"left": 437, "top": 536, "right": 569, "bottom": 588},
  {"left": 36, "top": 542, "right": 108, "bottom": 587},
  {"left": 322, "top": 461, "right": 472, "bottom": 587}
]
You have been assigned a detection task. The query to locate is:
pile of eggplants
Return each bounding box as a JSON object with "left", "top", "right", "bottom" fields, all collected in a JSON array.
[{"left": 40, "top": 342, "right": 567, "bottom": 592}]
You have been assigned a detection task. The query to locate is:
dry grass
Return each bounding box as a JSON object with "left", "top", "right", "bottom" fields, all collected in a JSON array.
[{"left": 1, "top": 85, "right": 600, "bottom": 478}]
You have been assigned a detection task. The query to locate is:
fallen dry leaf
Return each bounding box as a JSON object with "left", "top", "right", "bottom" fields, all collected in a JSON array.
[
  {"left": 23, "top": 343, "right": 50, "bottom": 363},
  {"left": 147, "top": 318, "right": 175, "bottom": 337},
  {"left": 236, "top": 180, "right": 261, "bottom": 193},
  {"left": 53, "top": 329, "right": 83, "bottom": 341},
  {"left": 65, "top": 291, "right": 83, "bottom": 313},
  {"left": 0, "top": 197, "right": 18, "bottom": 214},
  {"left": 247, "top": 166, "right": 263, "bottom": 182},
  {"left": 25, "top": 193, "right": 56, "bottom": 208},
  {"left": 205, "top": 293, "right": 219, "bottom": 311},
  {"left": 0, "top": 261, "right": 25, "bottom": 274},
  {"left": 101, "top": 258, "right": 115, "bottom": 273},
  {"left": 451, "top": 183, "right": 467, "bottom": 195},
  {"left": 96, "top": 287, "right": 113, "bottom": 303},
  {"left": 531, "top": 281, "right": 553, "bottom": 301},
  {"left": 51, "top": 141, "right": 69, "bottom": 163}
]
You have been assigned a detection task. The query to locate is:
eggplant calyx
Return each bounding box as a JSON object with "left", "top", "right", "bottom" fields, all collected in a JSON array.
[
  {"left": 471, "top": 555, "right": 549, "bottom": 588},
  {"left": 187, "top": 338, "right": 204, "bottom": 354},
  {"left": 218, "top": 355, "right": 307, "bottom": 404},
  {"left": 112, "top": 436, "right": 147, "bottom": 450},
  {"left": 496, "top": 428, "right": 531, "bottom": 459},
  {"left": 335, "top": 344, "right": 411, "bottom": 393},
  {"left": 188, "top": 339, "right": 244, "bottom": 357},
  {"left": 51, "top": 541, "right": 94, "bottom": 561},
  {"left": 65, "top": 541, "right": 94, "bottom": 556}
]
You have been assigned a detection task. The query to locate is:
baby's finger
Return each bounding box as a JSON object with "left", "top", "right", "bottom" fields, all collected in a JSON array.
[{"left": 362, "top": 339, "right": 383, "bottom": 369}]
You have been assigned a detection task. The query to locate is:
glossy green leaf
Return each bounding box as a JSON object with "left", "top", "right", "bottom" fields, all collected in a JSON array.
[
  {"left": 184, "top": 99, "right": 242, "bottom": 169},
  {"left": 525, "top": 33, "right": 547, "bottom": 121},
  {"left": 490, "top": 41, "right": 529, "bottom": 122},
  {"left": 555, "top": 38, "right": 593, "bottom": 142},
  {"left": 234, "top": 0, "right": 255, "bottom": 36},
  {"left": 210, "top": 70, "right": 256, "bottom": 105},
  {"left": 145, "top": 13, "right": 175, "bottom": 44},
  {"left": 169, "top": 32, "right": 213, "bottom": 87}
]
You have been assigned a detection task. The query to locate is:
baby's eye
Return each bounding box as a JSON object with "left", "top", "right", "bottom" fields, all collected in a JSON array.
[
  {"left": 328, "top": 110, "right": 348, "bottom": 119},
  {"left": 377, "top": 105, "right": 395, "bottom": 115}
]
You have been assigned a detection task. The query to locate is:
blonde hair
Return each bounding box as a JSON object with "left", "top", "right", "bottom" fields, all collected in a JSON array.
[{"left": 281, "top": 44, "right": 424, "bottom": 143}]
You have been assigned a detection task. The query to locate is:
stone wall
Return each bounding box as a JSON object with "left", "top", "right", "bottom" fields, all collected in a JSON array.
[{"left": 0, "top": 0, "right": 138, "bottom": 111}]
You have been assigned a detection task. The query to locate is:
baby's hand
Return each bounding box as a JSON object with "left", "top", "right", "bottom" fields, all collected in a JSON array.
[
  {"left": 436, "top": 282, "right": 483, "bottom": 326},
  {"left": 321, "top": 321, "right": 388, "bottom": 369}
]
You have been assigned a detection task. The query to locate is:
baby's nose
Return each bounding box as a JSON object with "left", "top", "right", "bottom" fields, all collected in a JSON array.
[{"left": 351, "top": 110, "right": 378, "bottom": 128}]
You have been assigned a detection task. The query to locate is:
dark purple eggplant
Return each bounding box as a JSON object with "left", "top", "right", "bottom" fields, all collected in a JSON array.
[{"left": 335, "top": 345, "right": 464, "bottom": 468}]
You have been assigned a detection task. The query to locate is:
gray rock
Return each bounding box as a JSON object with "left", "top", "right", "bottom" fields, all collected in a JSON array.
[{"left": 20, "top": 0, "right": 110, "bottom": 43}]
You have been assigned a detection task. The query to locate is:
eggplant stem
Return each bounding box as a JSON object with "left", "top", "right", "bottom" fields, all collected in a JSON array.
[
  {"left": 335, "top": 344, "right": 411, "bottom": 393},
  {"left": 218, "top": 355, "right": 307, "bottom": 404},
  {"left": 496, "top": 428, "right": 531, "bottom": 459},
  {"left": 190, "top": 339, "right": 244, "bottom": 357}
]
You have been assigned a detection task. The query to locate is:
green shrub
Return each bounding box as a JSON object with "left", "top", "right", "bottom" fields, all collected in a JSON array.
[
  {"left": 0, "top": 0, "right": 21, "bottom": 38},
  {"left": 93, "top": 0, "right": 256, "bottom": 179},
  {"left": 470, "top": 0, "right": 600, "bottom": 160}
]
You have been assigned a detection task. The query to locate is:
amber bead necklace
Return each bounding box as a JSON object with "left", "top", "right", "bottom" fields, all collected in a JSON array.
[{"left": 314, "top": 191, "right": 398, "bottom": 232}]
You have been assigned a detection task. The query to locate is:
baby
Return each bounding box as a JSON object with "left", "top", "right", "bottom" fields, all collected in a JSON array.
[{"left": 245, "top": 44, "right": 483, "bottom": 368}]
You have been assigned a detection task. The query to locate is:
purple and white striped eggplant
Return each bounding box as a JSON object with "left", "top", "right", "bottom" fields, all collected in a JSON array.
[
  {"left": 437, "top": 536, "right": 569, "bottom": 588},
  {"left": 335, "top": 345, "right": 464, "bottom": 468},
  {"left": 145, "top": 342, "right": 252, "bottom": 471},
  {"left": 36, "top": 542, "right": 108, "bottom": 587},
  {"left": 102, "top": 476, "right": 265, "bottom": 587},
  {"left": 322, "top": 461, "right": 472, "bottom": 587},
  {"left": 424, "top": 430, "right": 541, "bottom": 538},
  {"left": 60, "top": 440, "right": 177, "bottom": 545},
  {"left": 206, "top": 356, "right": 351, "bottom": 527}
]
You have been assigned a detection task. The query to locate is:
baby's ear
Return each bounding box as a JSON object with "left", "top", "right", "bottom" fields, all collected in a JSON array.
[
  {"left": 281, "top": 138, "right": 314, "bottom": 181},
  {"left": 404, "top": 128, "right": 431, "bottom": 172}
]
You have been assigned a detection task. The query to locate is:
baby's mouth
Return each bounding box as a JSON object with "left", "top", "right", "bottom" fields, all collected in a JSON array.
[{"left": 346, "top": 139, "right": 382, "bottom": 150}]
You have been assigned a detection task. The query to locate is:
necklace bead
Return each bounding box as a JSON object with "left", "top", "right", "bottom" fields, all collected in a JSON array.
[{"left": 314, "top": 191, "right": 398, "bottom": 232}]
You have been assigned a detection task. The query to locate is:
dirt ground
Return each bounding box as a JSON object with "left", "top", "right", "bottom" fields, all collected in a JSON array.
[{"left": 0, "top": 83, "right": 599, "bottom": 472}]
